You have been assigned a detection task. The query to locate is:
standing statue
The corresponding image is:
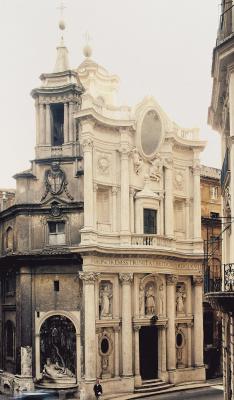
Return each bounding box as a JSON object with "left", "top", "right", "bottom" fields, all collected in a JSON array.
[
  {"left": 132, "top": 147, "right": 143, "bottom": 175},
  {"left": 145, "top": 285, "right": 155, "bottom": 315},
  {"left": 176, "top": 286, "right": 186, "bottom": 313},
  {"left": 100, "top": 285, "right": 112, "bottom": 318},
  {"left": 149, "top": 154, "right": 163, "bottom": 181}
]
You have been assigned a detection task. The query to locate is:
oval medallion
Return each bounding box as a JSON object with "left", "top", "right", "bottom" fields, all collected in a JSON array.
[{"left": 141, "top": 110, "right": 162, "bottom": 156}]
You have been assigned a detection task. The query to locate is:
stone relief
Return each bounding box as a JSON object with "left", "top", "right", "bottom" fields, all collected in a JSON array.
[
  {"left": 41, "top": 162, "right": 73, "bottom": 201},
  {"left": 176, "top": 283, "right": 186, "bottom": 314},
  {"left": 21, "top": 346, "right": 32, "bottom": 376},
  {"left": 176, "top": 327, "right": 185, "bottom": 368},
  {"left": 99, "top": 282, "right": 113, "bottom": 319},
  {"left": 132, "top": 147, "right": 143, "bottom": 175},
  {"left": 149, "top": 153, "right": 163, "bottom": 181},
  {"left": 98, "top": 329, "right": 113, "bottom": 378},
  {"left": 174, "top": 171, "right": 184, "bottom": 191},
  {"left": 97, "top": 156, "right": 110, "bottom": 176},
  {"left": 145, "top": 283, "right": 156, "bottom": 315}
]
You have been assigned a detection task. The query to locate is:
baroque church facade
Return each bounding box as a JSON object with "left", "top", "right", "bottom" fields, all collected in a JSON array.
[{"left": 0, "top": 26, "right": 206, "bottom": 398}]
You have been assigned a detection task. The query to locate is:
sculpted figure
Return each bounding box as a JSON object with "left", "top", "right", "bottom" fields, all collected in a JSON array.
[
  {"left": 42, "top": 357, "right": 74, "bottom": 380},
  {"left": 100, "top": 285, "right": 112, "bottom": 318},
  {"left": 132, "top": 147, "right": 143, "bottom": 175},
  {"left": 139, "top": 284, "right": 145, "bottom": 316},
  {"left": 176, "top": 287, "right": 186, "bottom": 313},
  {"left": 145, "top": 285, "right": 155, "bottom": 315},
  {"left": 149, "top": 154, "right": 162, "bottom": 181}
]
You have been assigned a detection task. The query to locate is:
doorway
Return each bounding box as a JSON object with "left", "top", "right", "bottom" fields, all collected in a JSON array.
[{"left": 139, "top": 325, "right": 158, "bottom": 380}]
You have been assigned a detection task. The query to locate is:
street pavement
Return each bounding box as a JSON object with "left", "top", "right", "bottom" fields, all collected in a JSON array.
[{"left": 140, "top": 386, "right": 223, "bottom": 400}]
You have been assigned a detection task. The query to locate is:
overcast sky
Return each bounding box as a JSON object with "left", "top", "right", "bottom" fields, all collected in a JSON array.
[{"left": 0, "top": 0, "right": 221, "bottom": 188}]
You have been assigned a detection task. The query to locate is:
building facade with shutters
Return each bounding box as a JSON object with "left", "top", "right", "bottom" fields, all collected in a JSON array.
[
  {"left": 0, "top": 25, "right": 206, "bottom": 398},
  {"left": 207, "top": 1, "right": 234, "bottom": 399},
  {"left": 200, "top": 166, "right": 222, "bottom": 379}
]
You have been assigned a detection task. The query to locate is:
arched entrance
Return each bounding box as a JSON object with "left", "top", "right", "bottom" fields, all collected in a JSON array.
[
  {"left": 40, "top": 315, "right": 76, "bottom": 377},
  {"left": 139, "top": 326, "right": 158, "bottom": 380}
]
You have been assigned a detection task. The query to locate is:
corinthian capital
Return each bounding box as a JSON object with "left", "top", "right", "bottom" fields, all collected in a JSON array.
[
  {"left": 79, "top": 271, "right": 100, "bottom": 283},
  {"left": 119, "top": 273, "right": 133, "bottom": 284},
  {"left": 164, "top": 156, "right": 173, "bottom": 169},
  {"left": 82, "top": 138, "right": 93, "bottom": 152},
  {"left": 193, "top": 275, "right": 203, "bottom": 286},
  {"left": 166, "top": 274, "right": 178, "bottom": 285},
  {"left": 192, "top": 160, "right": 201, "bottom": 175},
  {"left": 119, "top": 144, "right": 130, "bottom": 158}
]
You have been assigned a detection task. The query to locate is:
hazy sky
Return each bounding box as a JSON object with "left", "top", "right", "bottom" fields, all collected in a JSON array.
[{"left": 0, "top": 0, "right": 221, "bottom": 188}]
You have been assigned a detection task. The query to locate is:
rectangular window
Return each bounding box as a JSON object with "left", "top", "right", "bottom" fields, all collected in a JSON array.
[
  {"left": 210, "top": 186, "right": 218, "bottom": 200},
  {"left": 143, "top": 209, "right": 157, "bottom": 234},
  {"left": 51, "top": 103, "right": 64, "bottom": 146},
  {"left": 48, "top": 221, "right": 65, "bottom": 245}
]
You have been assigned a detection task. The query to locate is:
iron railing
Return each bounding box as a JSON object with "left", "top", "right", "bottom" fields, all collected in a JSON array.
[{"left": 204, "top": 263, "right": 234, "bottom": 293}]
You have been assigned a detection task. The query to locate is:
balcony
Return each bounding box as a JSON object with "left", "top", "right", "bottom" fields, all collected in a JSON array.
[{"left": 204, "top": 263, "right": 234, "bottom": 312}]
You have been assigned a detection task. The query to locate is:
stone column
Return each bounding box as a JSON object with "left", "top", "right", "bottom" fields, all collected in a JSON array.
[
  {"left": 133, "top": 325, "right": 141, "bottom": 386},
  {"left": 64, "top": 103, "right": 69, "bottom": 143},
  {"left": 45, "top": 104, "right": 51, "bottom": 145},
  {"left": 119, "top": 273, "right": 133, "bottom": 376},
  {"left": 39, "top": 103, "right": 45, "bottom": 144},
  {"left": 185, "top": 198, "right": 190, "bottom": 239},
  {"left": 161, "top": 325, "right": 167, "bottom": 373},
  {"left": 166, "top": 275, "right": 177, "bottom": 375},
  {"left": 223, "top": 314, "right": 228, "bottom": 400},
  {"left": 69, "top": 102, "right": 74, "bottom": 142},
  {"left": 193, "top": 276, "right": 204, "bottom": 367},
  {"left": 119, "top": 145, "right": 130, "bottom": 234},
  {"left": 112, "top": 187, "right": 118, "bottom": 232},
  {"left": 93, "top": 183, "right": 98, "bottom": 230},
  {"left": 79, "top": 272, "right": 100, "bottom": 380},
  {"left": 193, "top": 161, "right": 201, "bottom": 239},
  {"left": 129, "top": 188, "right": 135, "bottom": 233},
  {"left": 187, "top": 322, "right": 193, "bottom": 367},
  {"left": 160, "top": 196, "right": 164, "bottom": 235},
  {"left": 82, "top": 138, "right": 94, "bottom": 229},
  {"left": 164, "top": 158, "right": 174, "bottom": 237},
  {"left": 35, "top": 99, "right": 40, "bottom": 145},
  {"left": 113, "top": 326, "right": 120, "bottom": 377}
]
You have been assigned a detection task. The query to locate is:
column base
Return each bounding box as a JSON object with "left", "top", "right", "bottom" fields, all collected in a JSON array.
[{"left": 134, "top": 375, "right": 142, "bottom": 386}]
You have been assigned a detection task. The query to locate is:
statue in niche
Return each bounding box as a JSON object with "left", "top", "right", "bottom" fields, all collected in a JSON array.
[
  {"left": 42, "top": 357, "right": 74, "bottom": 380},
  {"left": 149, "top": 153, "right": 162, "bottom": 181},
  {"left": 176, "top": 285, "right": 186, "bottom": 314},
  {"left": 132, "top": 147, "right": 143, "bottom": 175},
  {"left": 100, "top": 284, "right": 112, "bottom": 318},
  {"left": 41, "top": 161, "right": 73, "bottom": 201},
  {"left": 145, "top": 284, "right": 156, "bottom": 315}
]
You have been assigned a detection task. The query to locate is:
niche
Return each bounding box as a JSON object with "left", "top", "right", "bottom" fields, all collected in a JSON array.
[{"left": 51, "top": 103, "right": 64, "bottom": 146}]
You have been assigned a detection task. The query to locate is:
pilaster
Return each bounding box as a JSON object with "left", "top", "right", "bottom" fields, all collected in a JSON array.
[
  {"left": 164, "top": 157, "right": 174, "bottom": 238},
  {"left": 82, "top": 138, "right": 94, "bottom": 230},
  {"left": 193, "top": 276, "right": 204, "bottom": 367},
  {"left": 166, "top": 274, "right": 177, "bottom": 376},
  {"left": 79, "top": 272, "right": 100, "bottom": 380},
  {"left": 119, "top": 273, "right": 133, "bottom": 376},
  {"left": 133, "top": 325, "right": 141, "bottom": 386}
]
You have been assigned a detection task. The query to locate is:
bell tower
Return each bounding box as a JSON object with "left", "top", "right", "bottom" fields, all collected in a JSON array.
[{"left": 31, "top": 18, "right": 84, "bottom": 160}]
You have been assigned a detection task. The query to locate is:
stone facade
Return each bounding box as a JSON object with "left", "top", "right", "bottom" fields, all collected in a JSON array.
[
  {"left": 200, "top": 166, "right": 222, "bottom": 378},
  {"left": 0, "top": 29, "right": 206, "bottom": 398},
  {"left": 207, "top": 1, "right": 234, "bottom": 399}
]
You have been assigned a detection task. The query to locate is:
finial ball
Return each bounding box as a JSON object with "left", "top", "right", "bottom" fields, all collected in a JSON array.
[
  {"left": 83, "top": 44, "right": 92, "bottom": 58},
  {"left": 59, "top": 19, "right": 66, "bottom": 31}
]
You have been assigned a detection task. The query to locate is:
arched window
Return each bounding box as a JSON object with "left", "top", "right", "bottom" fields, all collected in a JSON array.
[
  {"left": 5, "top": 227, "right": 13, "bottom": 250},
  {"left": 5, "top": 320, "right": 15, "bottom": 359}
]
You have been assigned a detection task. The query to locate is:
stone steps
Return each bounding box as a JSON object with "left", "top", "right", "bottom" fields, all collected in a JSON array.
[{"left": 134, "top": 379, "right": 174, "bottom": 394}]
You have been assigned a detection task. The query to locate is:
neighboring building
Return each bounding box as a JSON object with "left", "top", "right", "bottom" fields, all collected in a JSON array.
[
  {"left": 0, "top": 21, "right": 206, "bottom": 398},
  {"left": 200, "top": 166, "right": 222, "bottom": 378},
  {"left": 0, "top": 190, "right": 15, "bottom": 212},
  {"left": 207, "top": 1, "right": 234, "bottom": 399}
]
